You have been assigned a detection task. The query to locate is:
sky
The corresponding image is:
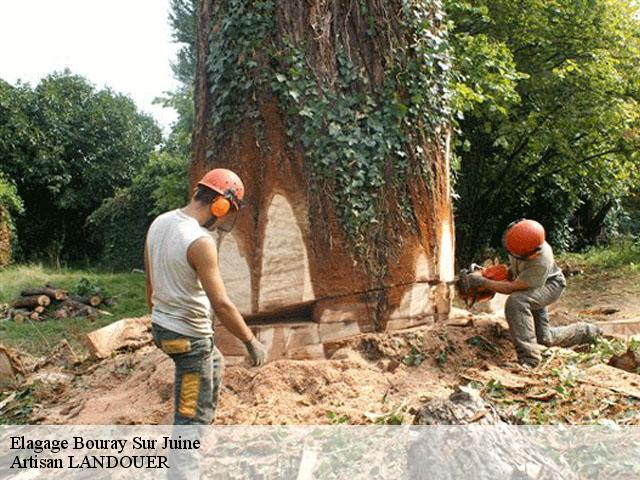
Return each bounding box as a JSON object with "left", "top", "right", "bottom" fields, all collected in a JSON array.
[{"left": 0, "top": 0, "right": 180, "bottom": 131}]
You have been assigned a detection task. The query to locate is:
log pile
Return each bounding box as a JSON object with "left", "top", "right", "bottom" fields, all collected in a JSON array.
[{"left": 2, "top": 283, "right": 114, "bottom": 323}]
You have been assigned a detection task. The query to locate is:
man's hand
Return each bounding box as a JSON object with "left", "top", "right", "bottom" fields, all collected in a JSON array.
[
  {"left": 466, "top": 272, "right": 486, "bottom": 289},
  {"left": 244, "top": 336, "right": 267, "bottom": 366}
]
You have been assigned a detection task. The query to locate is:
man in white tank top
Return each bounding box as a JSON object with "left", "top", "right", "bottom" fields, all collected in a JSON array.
[{"left": 145, "top": 168, "right": 266, "bottom": 426}]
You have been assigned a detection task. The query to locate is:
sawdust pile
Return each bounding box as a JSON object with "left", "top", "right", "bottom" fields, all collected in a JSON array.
[{"left": 16, "top": 313, "right": 638, "bottom": 426}]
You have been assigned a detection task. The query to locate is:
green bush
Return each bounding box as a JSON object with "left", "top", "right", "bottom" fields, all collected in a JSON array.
[
  {"left": 0, "top": 73, "right": 162, "bottom": 264},
  {"left": 562, "top": 239, "right": 640, "bottom": 271},
  {"left": 447, "top": 0, "right": 640, "bottom": 262},
  {"left": 88, "top": 152, "right": 189, "bottom": 270}
]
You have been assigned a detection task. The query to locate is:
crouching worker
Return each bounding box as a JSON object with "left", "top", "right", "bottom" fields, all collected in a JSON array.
[
  {"left": 466, "top": 219, "right": 600, "bottom": 367},
  {"left": 145, "top": 168, "right": 267, "bottom": 425}
]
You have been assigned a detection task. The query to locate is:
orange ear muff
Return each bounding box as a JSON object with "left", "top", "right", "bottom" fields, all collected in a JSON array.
[{"left": 210, "top": 197, "right": 231, "bottom": 217}]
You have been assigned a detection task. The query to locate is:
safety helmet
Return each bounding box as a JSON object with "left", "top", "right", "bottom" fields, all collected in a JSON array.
[
  {"left": 503, "top": 219, "right": 545, "bottom": 259},
  {"left": 197, "top": 168, "right": 245, "bottom": 210}
]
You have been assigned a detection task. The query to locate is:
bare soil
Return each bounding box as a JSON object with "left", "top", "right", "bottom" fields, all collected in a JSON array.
[{"left": 16, "top": 267, "right": 640, "bottom": 426}]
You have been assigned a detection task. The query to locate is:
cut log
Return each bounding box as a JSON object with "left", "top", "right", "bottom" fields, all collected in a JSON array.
[
  {"left": 11, "top": 309, "right": 28, "bottom": 324},
  {"left": 34, "top": 306, "right": 45, "bottom": 314},
  {"left": 0, "top": 345, "right": 23, "bottom": 387},
  {"left": 84, "top": 317, "right": 151, "bottom": 358},
  {"left": 53, "top": 308, "right": 69, "bottom": 320},
  {"left": 54, "top": 300, "right": 98, "bottom": 320},
  {"left": 11, "top": 295, "right": 50, "bottom": 309},
  {"left": 70, "top": 294, "right": 103, "bottom": 307},
  {"left": 29, "top": 311, "right": 40, "bottom": 321},
  {"left": 20, "top": 287, "right": 66, "bottom": 301}
]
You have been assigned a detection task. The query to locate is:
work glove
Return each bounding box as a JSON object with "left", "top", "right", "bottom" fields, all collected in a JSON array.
[
  {"left": 466, "top": 272, "right": 486, "bottom": 289},
  {"left": 244, "top": 336, "right": 267, "bottom": 366}
]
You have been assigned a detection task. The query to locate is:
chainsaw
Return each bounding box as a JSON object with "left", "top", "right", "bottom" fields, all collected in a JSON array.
[{"left": 456, "top": 263, "right": 509, "bottom": 308}]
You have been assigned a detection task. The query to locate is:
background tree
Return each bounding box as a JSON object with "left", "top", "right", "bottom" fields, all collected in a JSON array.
[
  {"left": 0, "top": 174, "right": 23, "bottom": 266},
  {"left": 447, "top": 0, "right": 640, "bottom": 263},
  {"left": 155, "top": 0, "right": 197, "bottom": 157},
  {"left": 90, "top": 0, "right": 196, "bottom": 270},
  {"left": 0, "top": 72, "right": 162, "bottom": 264}
]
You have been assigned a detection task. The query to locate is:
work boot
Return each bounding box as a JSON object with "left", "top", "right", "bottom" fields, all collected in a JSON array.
[
  {"left": 585, "top": 323, "right": 603, "bottom": 343},
  {"left": 518, "top": 359, "right": 538, "bottom": 370}
]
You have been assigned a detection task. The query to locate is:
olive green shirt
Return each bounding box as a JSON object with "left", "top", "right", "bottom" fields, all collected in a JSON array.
[{"left": 509, "top": 241, "right": 562, "bottom": 289}]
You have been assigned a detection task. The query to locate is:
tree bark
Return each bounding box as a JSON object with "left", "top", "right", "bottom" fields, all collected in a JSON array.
[
  {"left": 70, "top": 294, "right": 103, "bottom": 307},
  {"left": 21, "top": 287, "right": 67, "bottom": 301},
  {"left": 12, "top": 295, "right": 50, "bottom": 309},
  {"left": 193, "top": 0, "right": 454, "bottom": 334}
]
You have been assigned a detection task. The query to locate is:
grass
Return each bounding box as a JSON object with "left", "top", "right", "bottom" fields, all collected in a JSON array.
[
  {"left": 0, "top": 264, "right": 147, "bottom": 356},
  {"left": 558, "top": 240, "right": 640, "bottom": 306},
  {"left": 560, "top": 239, "right": 640, "bottom": 272}
]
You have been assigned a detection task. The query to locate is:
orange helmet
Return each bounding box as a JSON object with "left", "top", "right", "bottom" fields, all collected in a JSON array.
[
  {"left": 503, "top": 219, "right": 545, "bottom": 259},
  {"left": 197, "top": 168, "right": 245, "bottom": 210}
]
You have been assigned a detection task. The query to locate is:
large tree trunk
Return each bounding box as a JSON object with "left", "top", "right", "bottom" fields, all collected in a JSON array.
[{"left": 193, "top": 0, "right": 455, "bottom": 359}]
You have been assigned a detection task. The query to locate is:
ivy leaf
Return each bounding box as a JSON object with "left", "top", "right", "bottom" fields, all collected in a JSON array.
[
  {"left": 299, "top": 107, "right": 313, "bottom": 118},
  {"left": 289, "top": 89, "right": 300, "bottom": 102}
]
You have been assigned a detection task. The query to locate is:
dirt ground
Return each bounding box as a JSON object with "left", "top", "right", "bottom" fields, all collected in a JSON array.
[
  {"left": 551, "top": 267, "right": 639, "bottom": 325},
  {"left": 6, "top": 266, "right": 640, "bottom": 426}
]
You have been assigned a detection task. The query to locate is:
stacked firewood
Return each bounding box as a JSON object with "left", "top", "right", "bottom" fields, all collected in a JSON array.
[{"left": 5, "top": 284, "right": 114, "bottom": 323}]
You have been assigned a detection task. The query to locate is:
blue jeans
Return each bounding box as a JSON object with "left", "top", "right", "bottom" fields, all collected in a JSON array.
[{"left": 151, "top": 323, "right": 224, "bottom": 425}]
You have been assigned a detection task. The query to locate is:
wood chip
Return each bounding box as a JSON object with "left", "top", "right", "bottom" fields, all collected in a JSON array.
[{"left": 578, "top": 364, "right": 640, "bottom": 399}]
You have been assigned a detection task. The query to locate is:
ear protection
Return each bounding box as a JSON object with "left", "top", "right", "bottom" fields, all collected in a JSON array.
[{"left": 210, "top": 196, "right": 231, "bottom": 218}]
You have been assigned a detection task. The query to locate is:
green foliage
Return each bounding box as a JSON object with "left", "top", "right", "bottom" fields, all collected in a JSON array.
[
  {"left": 485, "top": 379, "right": 506, "bottom": 399},
  {"left": 89, "top": 0, "right": 194, "bottom": 271},
  {"left": 0, "top": 174, "right": 23, "bottom": 216},
  {"left": 0, "top": 174, "right": 24, "bottom": 266},
  {"left": 155, "top": 0, "right": 197, "bottom": 157},
  {"left": 154, "top": 86, "right": 194, "bottom": 157},
  {"left": 0, "top": 388, "right": 35, "bottom": 425},
  {"left": 364, "top": 401, "right": 408, "bottom": 425},
  {"left": 0, "top": 72, "right": 162, "bottom": 263},
  {"left": 562, "top": 239, "right": 640, "bottom": 271},
  {"left": 325, "top": 411, "right": 351, "bottom": 425},
  {"left": 206, "top": 0, "right": 274, "bottom": 143},
  {"left": 89, "top": 151, "right": 189, "bottom": 270},
  {"left": 402, "top": 344, "right": 427, "bottom": 367},
  {"left": 206, "top": 0, "right": 454, "bottom": 260},
  {"left": 447, "top": 0, "right": 640, "bottom": 261},
  {"left": 169, "top": 0, "right": 197, "bottom": 85},
  {"left": 73, "top": 277, "right": 105, "bottom": 297}
]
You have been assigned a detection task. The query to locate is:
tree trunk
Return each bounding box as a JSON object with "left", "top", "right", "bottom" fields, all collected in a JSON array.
[{"left": 193, "top": 0, "right": 454, "bottom": 342}]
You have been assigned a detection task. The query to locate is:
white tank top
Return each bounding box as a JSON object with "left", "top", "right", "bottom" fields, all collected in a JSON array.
[{"left": 146, "top": 209, "right": 214, "bottom": 337}]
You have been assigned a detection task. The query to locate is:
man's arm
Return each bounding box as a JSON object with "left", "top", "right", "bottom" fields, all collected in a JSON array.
[
  {"left": 482, "top": 277, "right": 531, "bottom": 294},
  {"left": 144, "top": 240, "right": 153, "bottom": 312},
  {"left": 187, "top": 236, "right": 253, "bottom": 342}
]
